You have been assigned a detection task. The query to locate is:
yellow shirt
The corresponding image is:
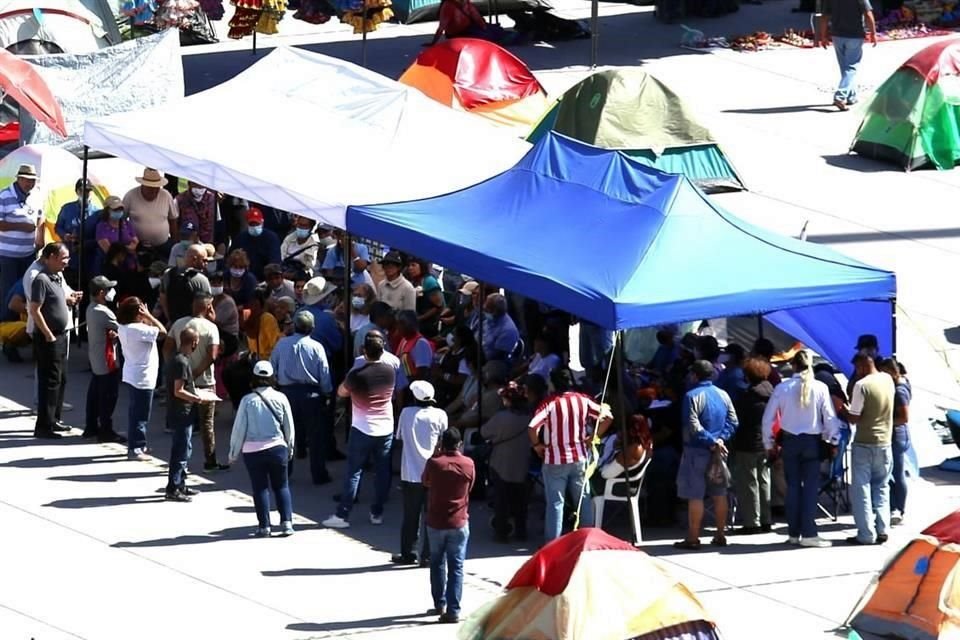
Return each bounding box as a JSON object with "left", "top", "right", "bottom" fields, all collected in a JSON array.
[{"left": 247, "top": 312, "right": 281, "bottom": 360}]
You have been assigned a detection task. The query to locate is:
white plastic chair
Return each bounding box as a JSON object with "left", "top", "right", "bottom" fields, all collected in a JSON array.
[{"left": 592, "top": 457, "right": 652, "bottom": 545}]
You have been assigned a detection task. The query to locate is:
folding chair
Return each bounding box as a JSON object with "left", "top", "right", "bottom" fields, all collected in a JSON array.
[
  {"left": 592, "top": 458, "right": 651, "bottom": 544},
  {"left": 818, "top": 427, "right": 851, "bottom": 520}
]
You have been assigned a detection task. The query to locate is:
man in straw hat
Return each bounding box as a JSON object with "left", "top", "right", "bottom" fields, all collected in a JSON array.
[
  {"left": 0, "top": 163, "right": 41, "bottom": 319},
  {"left": 122, "top": 168, "right": 178, "bottom": 261}
]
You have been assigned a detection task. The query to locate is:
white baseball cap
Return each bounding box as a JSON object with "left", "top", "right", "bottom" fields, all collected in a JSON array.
[
  {"left": 253, "top": 360, "right": 274, "bottom": 377},
  {"left": 410, "top": 380, "right": 436, "bottom": 403}
]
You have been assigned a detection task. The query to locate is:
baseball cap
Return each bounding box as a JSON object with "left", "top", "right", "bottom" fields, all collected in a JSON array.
[
  {"left": 458, "top": 281, "right": 479, "bottom": 296},
  {"left": 90, "top": 275, "right": 117, "bottom": 292},
  {"left": 410, "top": 380, "right": 436, "bottom": 403},
  {"left": 246, "top": 207, "right": 264, "bottom": 224},
  {"left": 380, "top": 250, "right": 403, "bottom": 266},
  {"left": 252, "top": 360, "right": 274, "bottom": 377}
]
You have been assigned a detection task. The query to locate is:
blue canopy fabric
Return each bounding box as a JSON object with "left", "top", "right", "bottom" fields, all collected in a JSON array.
[{"left": 347, "top": 133, "right": 896, "bottom": 373}]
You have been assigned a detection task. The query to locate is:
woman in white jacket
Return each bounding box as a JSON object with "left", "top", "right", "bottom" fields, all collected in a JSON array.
[{"left": 229, "top": 360, "right": 296, "bottom": 538}]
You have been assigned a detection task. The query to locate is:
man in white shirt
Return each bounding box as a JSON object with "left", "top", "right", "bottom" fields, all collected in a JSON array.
[
  {"left": 392, "top": 380, "right": 448, "bottom": 566},
  {"left": 762, "top": 350, "right": 840, "bottom": 548},
  {"left": 377, "top": 251, "right": 416, "bottom": 312}
]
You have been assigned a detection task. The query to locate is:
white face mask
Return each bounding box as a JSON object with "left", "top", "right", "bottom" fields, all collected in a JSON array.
[
  {"left": 210, "top": 286, "right": 224, "bottom": 296},
  {"left": 191, "top": 187, "right": 207, "bottom": 201},
  {"left": 105, "top": 288, "right": 116, "bottom": 302},
  {"left": 148, "top": 277, "right": 161, "bottom": 289}
]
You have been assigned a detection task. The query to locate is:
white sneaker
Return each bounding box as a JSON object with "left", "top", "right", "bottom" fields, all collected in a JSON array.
[
  {"left": 370, "top": 513, "right": 384, "bottom": 525},
  {"left": 891, "top": 511, "right": 903, "bottom": 526},
  {"left": 322, "top": 515, "right": 350, "bottom": 529},
  {"left": 800, "top": 536, "right": 832, "bottom": 548},
  {"left": 127, "top": 449, "right": 150, "bottom": 461},
  {"left": 787, "top": 537, "right": 800, "bottom": 545}
]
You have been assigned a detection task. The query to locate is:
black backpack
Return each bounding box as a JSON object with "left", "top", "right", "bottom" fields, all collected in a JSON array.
[{"left": 166, "top": 268, "right": 200, "bottom": 324}]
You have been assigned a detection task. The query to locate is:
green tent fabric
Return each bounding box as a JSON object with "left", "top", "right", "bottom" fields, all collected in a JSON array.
[
  {"left": 852, "top": 39, "right": 960, "bottom": 171},
  {"left": 527, "top": 68, "right": 745, "bottom": 193}
]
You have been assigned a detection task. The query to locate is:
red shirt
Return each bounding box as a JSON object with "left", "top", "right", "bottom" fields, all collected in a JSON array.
[
  {"left": 422, "top": 451, "right": 475, "bottom": 530},
  {"left": 528, "top": 391, "right": 601, "bottom": 465}
]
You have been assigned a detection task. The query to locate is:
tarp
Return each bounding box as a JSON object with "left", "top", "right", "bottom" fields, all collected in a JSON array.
[
  {"left": 83, "top": 46, "right": 530, "bottom": 229},
  {"left": 852, "top": 38, "right": 960, "bottom": 170},
  {"left": 21, "top": 29, "right": 183, "bottom": 154},
  {"left": 0, "top": 1, "right": 109, "bottom": 52},
  {"left": 348, "top": 133, "right": 895, "bottom": 374},
  {"left": 528, "top": 68, "right": 745, "bottom": 193}
]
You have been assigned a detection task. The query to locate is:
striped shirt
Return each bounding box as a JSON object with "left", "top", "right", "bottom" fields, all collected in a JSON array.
[
  {"left": 528, "top": 391, "right": 601, "bottom": 465},
  {"left": 0, "top": 183, "right": 39, "bottom": 258}
]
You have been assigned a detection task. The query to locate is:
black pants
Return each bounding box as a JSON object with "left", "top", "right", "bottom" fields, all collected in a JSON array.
[
  {"left": 281, "top": 385, "right": 331, "bottom": 483},
  {"left": 401, "top": 481, "right": 429, "bottom": 560},
  {"left": 34, "top": 333, "right": 67, "bottom": 435},
  {"left": 492, "top": 470, "right": 528, "bottom": 538},
  {"left": 85, "top": 370, "right": 120, "bottom": 437}
]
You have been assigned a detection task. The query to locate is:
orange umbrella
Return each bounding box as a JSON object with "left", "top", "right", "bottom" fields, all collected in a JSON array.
[{"left": 0, "top": 48, "right": 67, "bottom": 138}]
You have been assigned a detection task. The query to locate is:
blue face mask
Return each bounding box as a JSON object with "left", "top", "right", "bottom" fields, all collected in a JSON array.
[
  {"left": 109, "top": 210, "right": 124, "bottom": 221},
  {"left": 248, "top": 225, "right": 263, "bottom": 237},
  {"left": 295, "top": 228, "right": 311, "bottom": 240}
]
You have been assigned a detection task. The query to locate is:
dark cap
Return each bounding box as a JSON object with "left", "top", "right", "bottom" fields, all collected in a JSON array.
[
  {"left": 90, "top": 275, "right": 117, "bottom": 292},
  {"left": 181, "top": 221, "right": 197, "bottom": 233},
  {"left": 855, "top": 334, "right": 878, "bottom": 350},
  {"left": 380, "top": 250, "right": 403, "bottom": 267}
]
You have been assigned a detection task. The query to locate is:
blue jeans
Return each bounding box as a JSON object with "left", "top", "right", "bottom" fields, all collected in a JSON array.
[
  {"left": 337, "top": 429, "right": 393, "bottom": 520},
  {"left": 281, "top": 385, "right": 331, "bottom": 482},
  {"left": 851, "top": 443, "right": 893, "bottom": 543},
  {"left": 166, "top": 413, "right": 194, "bottom": 491},
  {"left": 833, "top": 36, "right": 864, "bottom": 104},
  {"left": 243, "top": 445, "right": 293, "bottom": 529},
  {"left": 541, "top": 460, "right": 593, "bottom": 542},
  {"left": 890, "top": 425, "right": 910, "bottom": 515},
  {"left": 126, "top": 384, "right": 154, "bottom": 453},
  {"left": 781, "top": 433, "right": 821, "bottom": 539},
  {"left": 427, "top": 524, "right": 469, "bottom": 617},
  {"left": 85, "top": 371, "right": 120, "bottom": 437}
]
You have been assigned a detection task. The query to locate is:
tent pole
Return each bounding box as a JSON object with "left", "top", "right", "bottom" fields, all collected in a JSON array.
[
  {"left": 477, "top": 283, "right": 485, "bottom": 428},
  {"left": 78, "top": 145, "right": 89, "bottom": 347},
  {"left": 613, "top": 331, "right": 639, "bottom": 545},
  {"left": 343, "top": 231, "right": 352, "bottom": 376},
  {"left": 361, "top": 0, "right": 368, "bottom": 68},
  {"left": 590, "top": 0, "right": 599, "bottom": 68},
  {"left": 891, "top": 297, "right": 897, "bottom": 358},
  {"left": 252, "top": 30, "right": 257, "bottom": 56},
  {"left": 757, "top": 314, "right": 764, "bottom": 341}
]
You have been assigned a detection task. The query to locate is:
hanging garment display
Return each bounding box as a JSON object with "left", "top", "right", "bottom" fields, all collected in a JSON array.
[
  {"left": 155, "top": 0, "right": 202, "bottom": 29},
  {"left": 199, "top": 0, "right": 226, "bottom": 19},
  {"left": 256, "top": 0, "right": 288, "bottom": 34},
  {"left": 293, "top": 0, "right": 332, "bottom": 23},
  {"left": 338, "top": 0, "right": 392, "bottom": 33}
]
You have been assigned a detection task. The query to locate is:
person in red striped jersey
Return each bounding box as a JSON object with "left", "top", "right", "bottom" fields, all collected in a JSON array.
[{"left": 528, "top": 370, "right": 613, "bottom": 542}]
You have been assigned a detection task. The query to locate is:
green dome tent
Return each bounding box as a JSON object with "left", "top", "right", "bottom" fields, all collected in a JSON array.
[
  {"left": 852, "top": 38, "right": 960, "bottom": 171},
  {"left": 527, "top": 68, "right": 745, "bottom": 193}
]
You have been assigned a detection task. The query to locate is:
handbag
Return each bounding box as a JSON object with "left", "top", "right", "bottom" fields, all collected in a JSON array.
[
  {"left": 104, "top": 330, "right": 118, "bottom": 373},
  {"left": 706, "top": 448, "right": 731, "bottom": 488}
]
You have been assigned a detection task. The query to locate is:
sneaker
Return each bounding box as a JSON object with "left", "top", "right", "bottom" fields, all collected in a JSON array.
[
  {"left": 280, "top": 521, "right": 294, "bottom": 537},
  {"left": 254, "top": 527, "right": 271, "bottom": 538},
  {"left": 438, "top": 612, "right": 460, "bottom": 624},
  {"left": 203, "top": 461, "right": 230, "bottom": 472},
  {"left": 54, "top": 421, "right": 73, "bottom": 432},
  {"left": 391, "top": 554, "right": 418, "bottom": 565},
  {"left": 876, "top": 533, "right": 889, "bottom": 544},
  {"left": 369, "top": 513, "right": 384, "bottom": 525},
  {"left": 833, "top": 98, "right": 849, "bottom": 111},
  {"left": 179, "top": 486, "right": 199, "bottom": 496},
  {"left": 787, "top": 536, "right": 800, "bottom": 545},
  {"left": 800, "top": 536, "right": 832, "bottom": 548},
  {"left": 322, "top": 515, "right": 350, "bottom": 529},
  {"left": 128, "top": 449, "right": 150, "bottom": 461},
  {"left": 164, "top": 490, "right": 192, "bottom": 503},
  {"left": 891, "top": 511, "right": 903, "bottom": 526}
]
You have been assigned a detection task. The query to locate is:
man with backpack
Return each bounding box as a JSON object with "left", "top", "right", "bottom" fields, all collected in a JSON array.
[{"left": 159, "top": 244, "right": 212, "bottom": 326}]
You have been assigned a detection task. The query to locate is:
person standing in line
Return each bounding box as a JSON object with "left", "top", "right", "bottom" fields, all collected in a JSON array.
[
  {"left": 422, "top": 427, "right": 475, "bottom": 624},
  {"left": 117, "top": 296, "right": 167, "bottom": 459},
  {"left": 0, "top": 164, "right": 41, "bottom": 314},
  {"left": 228, "top": 360, "right": 296, "bottom": 537},
  {"left": 762, "top": 351, "right": 840, "bottom": 548},
  {"left": 83, "top": 275, "right": 125, "bottom": 443},
  {"left": 816, "top": 0, "right": 877, "bottom": 110},
  {"left": 845, "top": 353, "right": 895, "bottom": 545},
  {"left": 166, "top": 326, "right": 204, "bottom": 502},
  {"left": 29, "top": 243, "right": 82, "bottom": 439},
  {"left": 731, "top": 357, "right": 774, "bottom": 535},
  {"left": 392, "top": 380, "right": 448, "bottom": 566},
  {"left": 878, "top": 357, "right": 911, "bottom": 526},
  {"left": 322, "top": 330, "right": 399, "bottom": 529}
]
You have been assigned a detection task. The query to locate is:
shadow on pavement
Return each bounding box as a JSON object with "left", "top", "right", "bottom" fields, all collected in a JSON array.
[
  {"left": 113, "top": 526, "right": 254, "bottom": 547},
  {"left": 3, "top": 453, "right": 129, "bottom": 468},
  {"left": 287, "top": 612, "right": 434, "bottom": 633},
  {"left": 263, "top": 564, "right": 404, "bottom": 577},
  {"left": 44, "top": 495, "right": 167, "bottom": 509},
  {"left": 822, "top": 153, "right": 898, "bottom": 174},
  {"left": 49, "top": 470, "right": 165, "bottom": 483},
  {"left": 724, "top": 104, "right": 837, "bottom": 115}
]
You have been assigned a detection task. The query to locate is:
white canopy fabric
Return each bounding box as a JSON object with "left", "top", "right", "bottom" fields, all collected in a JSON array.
[{"left": 82, "top": 46, "right": 531, "bottom": 228}]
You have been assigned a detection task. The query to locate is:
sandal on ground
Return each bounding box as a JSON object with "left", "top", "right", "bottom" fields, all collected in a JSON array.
[
  {"left": 673, "top": 539, "right": 701, "bottom": 550},
  {"left": 711, "top": 535, "right": 728, "bottom": 547}
]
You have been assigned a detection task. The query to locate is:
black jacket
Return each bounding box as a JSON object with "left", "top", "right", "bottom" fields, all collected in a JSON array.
[{"left": 732, "top": 381, "right": 774, "bottom": 453}]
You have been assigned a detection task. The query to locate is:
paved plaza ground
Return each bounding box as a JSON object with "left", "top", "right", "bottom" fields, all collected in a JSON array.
[{"left": 5, "top": 2, "right": 960, "bottom": 639}]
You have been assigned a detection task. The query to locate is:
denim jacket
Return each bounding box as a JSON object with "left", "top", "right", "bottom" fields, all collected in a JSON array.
[{"left": 228, "top": 386, "right": 295, "bottom": 460}]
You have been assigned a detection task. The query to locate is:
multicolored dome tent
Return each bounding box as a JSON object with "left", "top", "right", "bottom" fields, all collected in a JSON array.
[
  {"left": 852, "top": 38, "right": 960, "bottom": 171},
  {"left": 527, "top": 68, "right": 745, "bottom": 193},
  {"left": 458, "top": 528, "right": 721, "bottom": 640},
  {"left": 399, "top": 39, "right": 549, "bottom": 134},
  {"left": 848, "top": 510, "right": 960, "bottom": 639}
]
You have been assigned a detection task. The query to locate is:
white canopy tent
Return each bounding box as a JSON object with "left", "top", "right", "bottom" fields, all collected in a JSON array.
[{"left": 82, "top": 46, "right": 531, "bottom": 228}]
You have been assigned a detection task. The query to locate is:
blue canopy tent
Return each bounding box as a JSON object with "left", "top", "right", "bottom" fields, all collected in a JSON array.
[{"left": 347, "top": 133, "right": 896, "bottom": 375}]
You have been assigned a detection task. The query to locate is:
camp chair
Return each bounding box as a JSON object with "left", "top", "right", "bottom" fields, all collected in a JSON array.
[
  {"left": 592, "top": 457, "right": 652, "bottom": 544},
  {"left": 817, "top": 426, "right": 851, "bottom": 520}
]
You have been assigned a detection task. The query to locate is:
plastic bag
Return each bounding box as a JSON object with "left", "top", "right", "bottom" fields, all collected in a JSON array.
[{"left": 706, "top": 449, "right": 731, "bottom": 488}]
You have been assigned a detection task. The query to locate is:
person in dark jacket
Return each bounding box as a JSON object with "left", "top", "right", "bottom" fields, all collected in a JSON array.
[{"left": 732, "top": 356, "right": 775, "bottom": 535}]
